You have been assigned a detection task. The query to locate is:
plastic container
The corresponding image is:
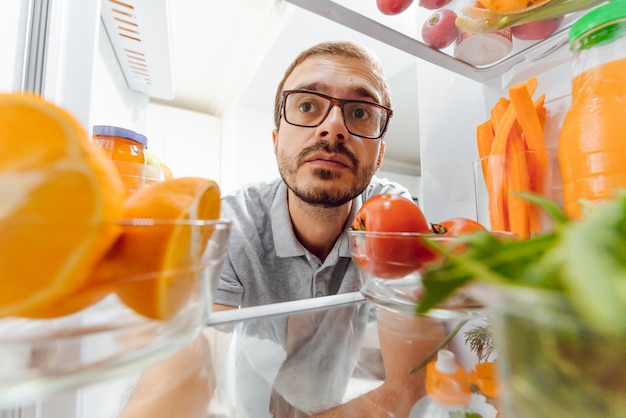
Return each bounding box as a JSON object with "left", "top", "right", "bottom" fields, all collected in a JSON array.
[
  {"left": 454, "top": 28, "right": 513, "bottom": 66},
  {"left": 93, "top": 125, "right": 160, "bottom": 195},
  {"left": 558, "top": 1, "right": 626, "bottom": 219},
  {"left": 409, "top": 350, "right": 472, "bottom": 417}
]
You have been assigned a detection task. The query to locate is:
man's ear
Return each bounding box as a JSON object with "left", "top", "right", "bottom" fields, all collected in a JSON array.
[
  {"left": 272, "top": 129, "right": 279, "bottom": 155},
  {"left": 376, "top": 142, "right": 385, "bottom": 169}
]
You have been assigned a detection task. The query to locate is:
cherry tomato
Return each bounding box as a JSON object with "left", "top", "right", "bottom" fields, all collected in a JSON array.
[
  {"left": 431, "top": 217, "right": 487, "bottom": 235},
  {"left": 351, "top": 194, "right": 434, "bottom": 279}
]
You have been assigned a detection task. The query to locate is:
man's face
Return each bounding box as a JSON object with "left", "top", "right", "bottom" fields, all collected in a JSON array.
[{"left": 273, "top": 55, "right": 386, "bottom": 208}]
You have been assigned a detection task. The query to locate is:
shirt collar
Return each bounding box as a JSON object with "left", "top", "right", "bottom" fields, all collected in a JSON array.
[
  {"left": 270, "top": 181, "right": 365, "bottom": 260},
  {"left": 271, "top": 181, "right": 306, "bottom": 258}
]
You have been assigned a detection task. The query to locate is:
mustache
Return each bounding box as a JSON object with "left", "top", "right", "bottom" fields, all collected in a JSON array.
[{"left": 297, "top": 141, "right": 359, "bottom": 169}]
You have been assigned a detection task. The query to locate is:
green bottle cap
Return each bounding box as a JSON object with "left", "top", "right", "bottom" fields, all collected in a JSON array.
[{"left": 569, "top": 1, "right": 626, "bottom": 48}]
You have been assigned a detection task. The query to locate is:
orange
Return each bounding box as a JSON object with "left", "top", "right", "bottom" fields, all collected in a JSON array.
[
  {"left": 22, "top": 280, "right": 114, "bottom": 319},
  {"left": 92, "top": 177, "right": 221, "bottom": 320},
  {"left": 479, "top": 0, "right": 550, "bottom": 14},
  {"left": 0, "top": 93, "right": 125, "bottom": 318}
]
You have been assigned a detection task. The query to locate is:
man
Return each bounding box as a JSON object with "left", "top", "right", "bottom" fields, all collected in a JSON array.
[
  {"left": 209, "top": 41, "right": 441, "bottom": 418},
  {"left": 214, "top": 40, "right": 411, "bottom": 310},
  {"left": 121, "top": 41, "right": 442, "bottom": 418}
]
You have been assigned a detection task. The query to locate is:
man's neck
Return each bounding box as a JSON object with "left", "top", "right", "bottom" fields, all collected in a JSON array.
[{"left": 287, "top": 192, "right": 352, "bottom": 262}]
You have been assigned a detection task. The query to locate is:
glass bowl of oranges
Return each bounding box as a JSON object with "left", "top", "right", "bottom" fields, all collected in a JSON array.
[{"left": 0, "top": 216, "right": 230, "bottom": 405}]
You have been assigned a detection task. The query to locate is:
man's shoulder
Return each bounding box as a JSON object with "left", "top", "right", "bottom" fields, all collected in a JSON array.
[{"left": 221, "top": 178, "right": 283, "bottom": 219}]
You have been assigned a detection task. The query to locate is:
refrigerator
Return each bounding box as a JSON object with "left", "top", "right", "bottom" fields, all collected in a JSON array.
[{"left": 0, "top": 0, "right": 607, "bottom": 416}]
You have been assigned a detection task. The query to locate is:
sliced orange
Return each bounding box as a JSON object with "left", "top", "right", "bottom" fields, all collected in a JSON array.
[
  {"left": 22, "top": 280, "right": 114, "bottom": 319},
  {"left": 0, "top": 93, "right": 125, "bottom": 318},
  {"left": 92, "top": 177, "right": 221, "bottom": 320}
]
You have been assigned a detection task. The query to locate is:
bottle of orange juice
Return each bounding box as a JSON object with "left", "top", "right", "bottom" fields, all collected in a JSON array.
[
  {"left": 93, "top": 125, "right": 149, "bottom": 196},
  {"left": 558, "top": 2, "right": 626, "bottom": 219}
]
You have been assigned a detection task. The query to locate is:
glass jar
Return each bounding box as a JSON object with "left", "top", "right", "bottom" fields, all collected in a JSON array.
[
  {"left": 93, "top": 125, "right": 147, "bottom": 164},
  {"left": 489, "top": 285, "right": 626, "bottom": 417},
  {"left": 92, "top": 125, "right": 157, "bottom": 196},
  {"left": 558, "top": 1, "right": 626, "bottom": 219}
]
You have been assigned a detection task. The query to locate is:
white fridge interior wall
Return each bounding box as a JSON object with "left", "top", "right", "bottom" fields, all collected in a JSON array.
[
  {"left": 417, "top": 60, "right": 485, "bottom": 223},
  {"left": 0, "top": 2, "right": 28, "bottom": 92}
]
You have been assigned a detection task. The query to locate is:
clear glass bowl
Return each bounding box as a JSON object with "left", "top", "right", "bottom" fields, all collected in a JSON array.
[
  {"left": 0, "top": 218, "right": 230, "bottom": 406},
  {"left": 347, "top": 230, "right": 510, "bottom": 318}
]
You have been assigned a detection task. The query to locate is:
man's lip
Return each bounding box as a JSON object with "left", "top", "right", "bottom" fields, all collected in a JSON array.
[{"left": 304, "top": 153, "right": 351, "bottom": 168}]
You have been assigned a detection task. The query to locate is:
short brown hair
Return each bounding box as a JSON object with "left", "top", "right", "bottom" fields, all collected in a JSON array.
[{"left": 273, "top": 40, "right": 392, "bottom": 129}]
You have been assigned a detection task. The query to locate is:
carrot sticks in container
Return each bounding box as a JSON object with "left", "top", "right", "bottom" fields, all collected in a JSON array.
[{"left": 476, "top": 77, "right": 550, "bottom": 240}]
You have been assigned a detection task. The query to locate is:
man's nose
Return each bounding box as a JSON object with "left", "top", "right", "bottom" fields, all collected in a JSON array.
[{"left": 315, "top": 105, "right": 348, "bottom": 141}]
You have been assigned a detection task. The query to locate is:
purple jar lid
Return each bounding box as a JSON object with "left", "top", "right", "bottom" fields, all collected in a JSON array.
[{"left": 93, "top": 125, "right": 147, "bottom": 148}]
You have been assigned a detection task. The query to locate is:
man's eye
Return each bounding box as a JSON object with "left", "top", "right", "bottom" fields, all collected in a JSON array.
[
  {"left": 298, "top": 102, "right": 314, "bottom": 113},
  {"left": 351, "top": 107, "right": 370, "bottom": 120}
]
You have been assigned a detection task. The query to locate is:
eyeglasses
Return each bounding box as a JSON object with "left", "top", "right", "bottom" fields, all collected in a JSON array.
[{"left": 281, "top": 90, "right": 393, "bottom": 139}]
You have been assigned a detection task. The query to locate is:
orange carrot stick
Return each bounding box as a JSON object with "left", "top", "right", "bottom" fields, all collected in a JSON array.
[
  {"left": 485, "top": 153, "right": 509, "bottom": 232},
  {"left": 510, "top": 84, "right": 550, "bottom": 234},
  {"left": 505, "top": 122, "right": 530, "bottom": 240},
  {"left": 477, "top": 119, "right": 494, "bottom": 180},
  {"left": 484, "top": 77, "right": 537, "bottom": 233},
  {"left": 535, "top": 94, "right": 547, "bottom": 129},
  {"left": 490, "top": 97, "right": 510, "bottom": 133},
  {"left": 509, "top": 84, "right": 546, "bottom": 151},
  {"left": 489, "top": 79, "right": 538, "bottom": 156}
]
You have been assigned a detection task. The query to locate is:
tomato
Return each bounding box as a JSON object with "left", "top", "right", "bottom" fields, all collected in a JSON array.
[
  {"left": 352, "top": 194, "right": 428, "bottom": 233},
  {"left": 431, "top": 217, "right": 487, "bottom": 235},
  {"left": 376, "top": 0, "right": 414, "bottom": 15},
  {"left": 351, "top": 194, "right": 435, "bottom": 279},
  {"left": 429, "top": 217, "right": 488, "bottom": 256}
]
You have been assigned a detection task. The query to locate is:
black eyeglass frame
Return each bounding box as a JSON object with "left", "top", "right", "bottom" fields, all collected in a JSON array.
[{"left": 280, "top": 89, "right": 393, "bottom": 140}]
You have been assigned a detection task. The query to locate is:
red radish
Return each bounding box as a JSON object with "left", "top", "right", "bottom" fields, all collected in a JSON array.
[
  {"left": 422, "top": 9, "right": 459, "bottom": 50},
  {"left": 376, "top": 0, "right": 414, "bottom": 15},
  {"left": 419, "top": 0, "right": 453, "bottom": 9},
  {"left": 512, "top": 16, "right": 564, "bottom": 41}
]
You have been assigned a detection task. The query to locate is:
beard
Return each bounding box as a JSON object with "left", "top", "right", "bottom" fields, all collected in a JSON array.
[{"left": 277, "top": 140, "right": 379, "bottom": 208}]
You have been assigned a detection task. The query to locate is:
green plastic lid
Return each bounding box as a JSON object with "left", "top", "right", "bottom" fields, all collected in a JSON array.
[{"left": 569, "top": 0, "right": 626, "bottom": 45}]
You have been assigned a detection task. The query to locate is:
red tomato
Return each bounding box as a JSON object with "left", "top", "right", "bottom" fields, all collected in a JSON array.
[
  {"left": 352, "top": 194, "right": 428, "bottom": 233},
  {"left": 351, "top": 194, "right": 434, "bottom": 279},
  {"left": 431, "top": 217, "right": 487, "bottom": 235},
  {"left": 376, "top": 0, "right": 414, "bottom": 15}
]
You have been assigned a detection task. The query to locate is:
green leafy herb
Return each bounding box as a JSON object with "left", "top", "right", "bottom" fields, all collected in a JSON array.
[
  {"left": 464, "top": 320, "right": 493, "bottom": 363},
  {"left": 416, "top": 191, "right": 626, "bottom": 337}
]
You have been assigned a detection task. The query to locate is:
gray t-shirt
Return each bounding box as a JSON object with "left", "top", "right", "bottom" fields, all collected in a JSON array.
[{"left": 215, "top": 176, "right": 412, "bottom": 307}]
